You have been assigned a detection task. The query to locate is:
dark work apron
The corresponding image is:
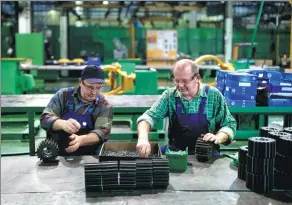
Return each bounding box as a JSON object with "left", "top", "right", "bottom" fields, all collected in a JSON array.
[
  {"left": 51, "top": 88, "right": 101, "bottom": 156},
  {"left": 168, "top": 86, "right": 210, "bottom": 151}
]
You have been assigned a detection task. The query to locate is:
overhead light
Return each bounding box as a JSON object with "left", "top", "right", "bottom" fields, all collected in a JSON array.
[{"left": 103, "top": 1, "right": 109, "bottom": 5}]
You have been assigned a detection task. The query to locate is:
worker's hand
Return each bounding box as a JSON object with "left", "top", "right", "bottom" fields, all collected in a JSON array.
[
  {"left": 66, "top": 134, "right": 82, "bottom": 153},
  {"left": 62, "top": 118, "right": 81, "bottom": 134},
  {"left": 136, "top": 139, "right": 151, "bottom": 158},
  {"left": 202, "top": 133, "right": 221, "bottom": 144}
]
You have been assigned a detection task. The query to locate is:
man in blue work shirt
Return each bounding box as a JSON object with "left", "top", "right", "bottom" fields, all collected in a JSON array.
[{"left": 40, "top": 65, "right": 113, "bottom": 156}]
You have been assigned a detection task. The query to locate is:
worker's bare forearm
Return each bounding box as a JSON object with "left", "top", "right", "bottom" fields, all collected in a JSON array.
[
  {"left": 215, "top": 132, "right": 229, "bottom": 144},
  {"left": 80, "top": 133, "right": 100, "bottom": 146},
  {"left": 52, "top": 119, "right": 66, "bottom": 131},
  {"left": 137, "top": 120, "right": 151, "bottom": 141}
]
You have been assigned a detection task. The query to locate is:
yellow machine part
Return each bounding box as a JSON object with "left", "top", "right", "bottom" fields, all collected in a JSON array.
[
  {"left": 58, "top": 59, "right": 70, "bottom": 64},
  {"left": 72, "top": 58, "right": 84, "bottom": 64},
  {"left": 102, "top": 62, "right": 136, "bottom": 95},
  {"left": 194, "top": 55, "right": 235, "bottom": 86}
]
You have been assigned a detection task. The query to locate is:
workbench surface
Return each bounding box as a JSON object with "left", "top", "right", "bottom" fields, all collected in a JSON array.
[{"left": 1, "top": 155, "right": 291, "bottom": 205}]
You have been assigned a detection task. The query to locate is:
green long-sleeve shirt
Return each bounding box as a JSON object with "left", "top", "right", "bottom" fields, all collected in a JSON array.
[{"left": 137, "top": 84, "right": 237, "bottom": 144}]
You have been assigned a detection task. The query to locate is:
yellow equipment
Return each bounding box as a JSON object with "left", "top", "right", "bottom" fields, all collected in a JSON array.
[
  {"left": 102, "top": 62, "right": 136, "bottom": 95},
  {"left": 194, "top": 55, "right": 235, "bottom": 86}
]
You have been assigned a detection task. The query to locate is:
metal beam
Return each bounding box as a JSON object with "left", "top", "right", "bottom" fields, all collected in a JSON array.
[{"left": 60, "top": 3, "right": 206, "bottom": 11}]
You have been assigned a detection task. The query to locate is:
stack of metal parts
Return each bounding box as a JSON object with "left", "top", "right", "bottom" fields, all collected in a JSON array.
[
  {"left": 284, "top": 127, "right": 292, "bottom": 135},
  {"left": 152, "top": 159, "right": 170, "bottom": 188},
  {"left": 85, "top": 161, "right": 119, "bottom": 192},
  {"left": 195, "top": 137, "right": 214, "bottom": 162},
  {"left": 260, "top": 126, "right": 280, "bottom": 137},
  {"left": 119, "top": 161, "right": 136, "bottom": 189},
  {"left": 274, "top": 132, "right": 292, "bottom": 190},
  {"left": 136, "top": 159, "right": 153, "bottom": 189},
  {"left": 36, "top": 139, "right": 59, "bottom": 162},
  {"left": 246, "top": 137, "right": 276, "bottom": 193},
  {"left": 84, "top": 159, "right": 169, "bottom": 192},
  {"left": 268, "top": 131, "right": 290, "bottom": 141},
  {"left": 237, "top": 145, "right": 248, "bottom": 181}
]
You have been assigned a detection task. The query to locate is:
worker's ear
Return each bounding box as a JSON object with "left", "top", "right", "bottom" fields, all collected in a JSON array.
[{"left": 195, "top": 74, "right": 201, "bottom": 82}]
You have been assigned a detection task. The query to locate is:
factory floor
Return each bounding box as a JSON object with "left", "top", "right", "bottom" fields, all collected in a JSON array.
[{"left": 1, "top": 155, "right": 291, "bottom": 205}]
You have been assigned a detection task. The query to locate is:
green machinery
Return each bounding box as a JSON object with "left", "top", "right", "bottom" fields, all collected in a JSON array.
[{"left": 1, "top": 58, "right": 36, "bottom": 94}]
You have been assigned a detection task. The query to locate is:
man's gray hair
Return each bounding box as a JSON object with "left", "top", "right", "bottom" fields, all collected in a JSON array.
[{"left": 173, "top": 59, "right": 199, "bottom": 75}]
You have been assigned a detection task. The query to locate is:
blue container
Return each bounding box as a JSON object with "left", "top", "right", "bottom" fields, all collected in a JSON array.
[
  {"left": 224, "top": 90, "right": 256, "bottom": 100},
  {"left": 225, "top": 80, "right": 257, "bottom": 94},
  {"left": 87, "top": 56, "right": 101, "bottom": 66},
  {"left": 226, "top": 99, "right": 256, "bottom": 107},
  {"left": 282, "top": 72, "right": 292, "bottom": 82},
  {"left": 226, "top": 72, "right": 257, "bottom": 82},
  {"left": 269, "top": 92, "right": 292, "bottom": 99},
  {"left": 268, "top": 99, "right": 292, "bottom": 107},
  {"left": 240, "top": 68, "right": 267, "bottom": 79},
  {"left": 268, "top": 83, "right": 292, "bottom": 93},
  {"left": 266, "top": 70, "right": 282, "bottom": 85},
  {"left": 217, "top": 70, "right": 231, "bottom": 79},
  {"left": 216, "top": 77, "right": 225, "bottom": 85}
]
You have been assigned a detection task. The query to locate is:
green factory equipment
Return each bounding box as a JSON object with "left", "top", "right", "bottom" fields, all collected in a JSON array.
[{"left": 1, "top": 58, "right": 36, "bottom": 94}]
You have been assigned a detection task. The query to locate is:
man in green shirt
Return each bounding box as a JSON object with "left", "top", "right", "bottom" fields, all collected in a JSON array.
[{"left": 136, "top": 59, "right": 237, "bottom": 157}]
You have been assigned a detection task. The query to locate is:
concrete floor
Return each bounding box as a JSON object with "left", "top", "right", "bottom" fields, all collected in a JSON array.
[{"left": 1, "top": 155, "right": 292, "bottom": 205}]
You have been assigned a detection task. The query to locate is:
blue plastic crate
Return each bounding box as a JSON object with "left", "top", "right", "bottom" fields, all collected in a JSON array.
[
  {"left": 282, "top": 72, "right": 292, "bottom": 82},
  {"left": 224, "top": 90, "right": 256, "bottom": 100},
  {"left": 216, "top": 76, "right": 225, "bottom": 84},
  {"left": 226, "top": 99, "right": 256, "bottom": 107},
  {"left": 238, "top": 68, "right": 267, "bottom": 80},
  {"left": 217, "top": 70, "right": 231, "bottom": 79},
  {"left": 226, "top": 72, "right": 257, "bottom": 82},
  {"left": 225, "top": 81, "right": 257, "bottom": 94},
  {"left": 268, "top": 84, "right": 292, "bottom": 93},
  {"left": 269, "top": 92, "right": 292, "bottom": 99},
  {"left": 268, "top": 99, "right": 292, "bottom": 107},
  {"left": 266, "top": 70, "right": 282, "bottom": 85}
]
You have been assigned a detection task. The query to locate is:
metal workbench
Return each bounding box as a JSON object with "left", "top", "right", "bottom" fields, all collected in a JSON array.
[
  {"left": 20, "top": 64, "right": 220, "bottom": 71},
  {"left": 2, "top": 95, "right": 292, "bottom": 156},
  {"left": 1, "top": 155, "right": 291, "bottom": 205}
]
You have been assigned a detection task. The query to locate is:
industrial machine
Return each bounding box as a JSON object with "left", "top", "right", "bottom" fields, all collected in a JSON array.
[{"left": 1, "top": 58, "right": 36, "bottom": 94}]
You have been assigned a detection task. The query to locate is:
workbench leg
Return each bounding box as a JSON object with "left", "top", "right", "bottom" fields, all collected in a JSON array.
[
  {"left": 28, "top": 112, "right": 35, "bottom": 156},
  {"left": 259, "top": 114, "right": 265, "bottom": 128}
]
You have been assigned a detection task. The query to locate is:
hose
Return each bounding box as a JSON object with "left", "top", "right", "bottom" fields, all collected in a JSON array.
[{"left": 246, "top": 0, "right": 265, "bottom": 68}]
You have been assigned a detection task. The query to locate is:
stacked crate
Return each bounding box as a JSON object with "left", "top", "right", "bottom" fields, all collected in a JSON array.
[
  {"left": 267, "top": 72, "right": 292, "bottom": 107},
  {"left": 215, "top": 70, "right": 230, "bottom": 95},
  {"left": 224, "top": 72, "right": 258, "bottom": 107}
]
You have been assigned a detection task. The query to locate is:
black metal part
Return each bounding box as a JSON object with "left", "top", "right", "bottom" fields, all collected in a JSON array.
[
  {"left": 136, "top": 159, "right": 153, "bottom": 189},
  {"left": 246, "top": 155, "right": 274, "bottom": 175},
  {"left": 195, "top": 137, "right": 214, "bottom": 162},
  {"left": 277, "top": 135, "right": 292, "bottom": 156},
  {"left": 84, "top": 158, "right": 170, "bottom": 192},
  {"left": 275, "top": 153, "right": 292, "bottom": 173},
  {"left": 248, "top": 137, "right": 276, "bottom": 158},
  {"left": 238, "top": 164, "right": 246, "bottom": 181},
  {"left": 36, "top": 139, "right": 59, "bottom": 161},
  {"left": 238, "top": 145, "right": 248, "bottom": 165},
  {"left": 268, "top": 131, "right": 291, "bottom": 141},
  {"left": 152, "top": 158, "right": 169, "bottom": 188},
  {"left": 259, "top": 126, "right": 280, "bottom": 137},
  {"left": 99, "top": 148, "right": 161, "bottom": 162},
  {"left": 274, "top": 169, "right": 292, "bottom": 190},
  {"left": 246, "top": 172, "right": 274, "bottom": 193},
  {"left": 284, "top": 127, "right": 292, "bottom": 134}
]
